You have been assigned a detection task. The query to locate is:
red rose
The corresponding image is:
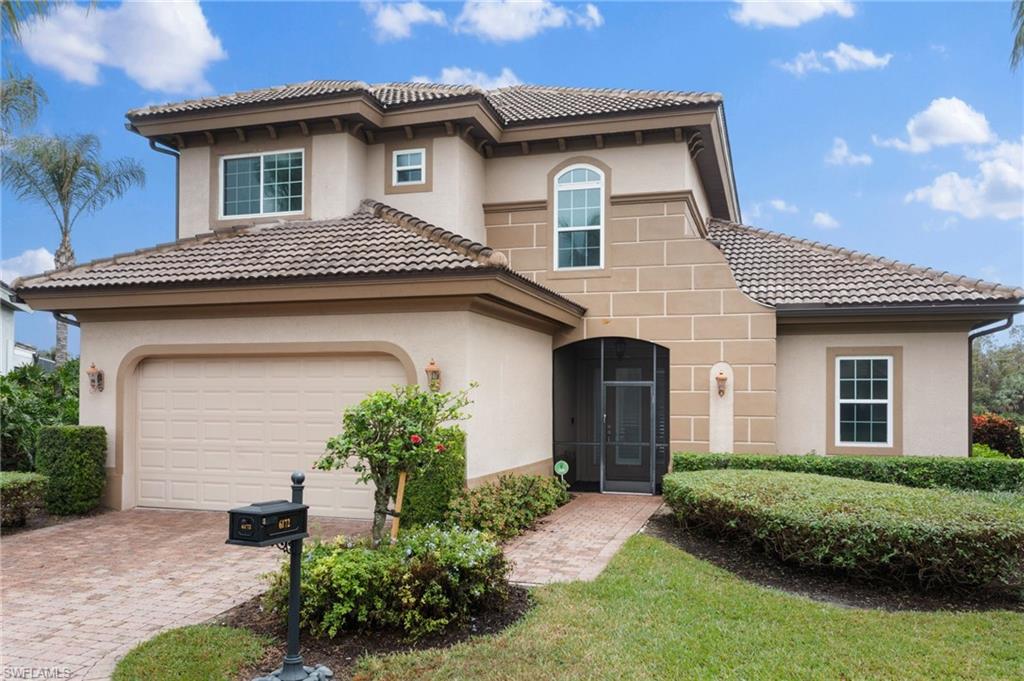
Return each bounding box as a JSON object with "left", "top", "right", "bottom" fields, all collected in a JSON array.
[
  {"left": 436, "top": 443, "right": 446, "bottom": 452},
  {"left": 410, "top": 434, "right": 423, "bottom": 445}
]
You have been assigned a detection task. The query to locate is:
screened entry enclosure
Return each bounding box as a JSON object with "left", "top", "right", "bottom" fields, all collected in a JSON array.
[{"left": 553, "top": 338, "right": 669, "bottom": 494}]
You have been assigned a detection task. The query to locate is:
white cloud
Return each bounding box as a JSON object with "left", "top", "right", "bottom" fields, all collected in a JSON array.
[
  {"left": 812, "top": 211, "right": 840, "bottom": 229},
  {"left": 363, "top": 1, "right": 446, "bottom": 40},
  {"left": 905, "top": 137, "right": 1023, "bottom": 221},
  {"left": 779, "top": 42, "right": 891, "bottom": 76},
  {"left": 1, "top": 247, "right": 54, "bottom": 285},
  {"left": 826, "top": 137, "right": 872, "bottom": 166},
  {"left": 769, "top": 198, "right": 799, "bottom": 213},
  {"left": 730, "top": 1, "right": 854, "bottom": 28},
  {"left": 455, "top": 1, "right": 602, "bottom": 42},
  {"left": 20, "top": 1, "right": 225, "bottom": 94},
  {"left": 873, "top": 97, "right": 993, "bottom": 154},
  {"left": 412, "top": 66, "right": 522, "bottom": 90}
]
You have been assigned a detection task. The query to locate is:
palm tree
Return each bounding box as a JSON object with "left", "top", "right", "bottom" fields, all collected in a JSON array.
[
  {"left": 1014, "top": 0, "right": 1024, "bottom": 70},
  {"left": 1, "top": 0, "right": 52, "bottom": 43},
  {"left": 3, "top": 134, "right": 145, "bottom": 362},
  {"left": 1, "top": 70, "right": 47, "bottom": 146}
]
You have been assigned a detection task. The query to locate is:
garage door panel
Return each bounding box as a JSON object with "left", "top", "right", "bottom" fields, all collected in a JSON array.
[{"left": 136, "top": 353, "right": 406, "bottom": 518}]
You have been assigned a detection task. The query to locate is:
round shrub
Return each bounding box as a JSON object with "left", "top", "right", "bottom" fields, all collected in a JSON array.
[
  {"left": 446, "top": 473, "right": 570, "bottom": 541},
  {"left": 0, "top": 472, "right": 48, "bottom": 526},
  {"left": 401, "top": 427, "right": 466, "bottom": 528},
  {"left": 35, "top": 425, "right": 107, "bottom": 515},
  {"left": 263, "top": 525, "right": 509, "bottom": 639},
  {"left": 973, "top": 413, "right": 1023, "bottom": 458},
  {"left": 663, "top": 469, "right": 1024, "bottom": 590}
]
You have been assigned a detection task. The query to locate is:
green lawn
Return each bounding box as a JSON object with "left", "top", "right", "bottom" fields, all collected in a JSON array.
[
  {"left": 112, "top": 625, "right": 268, "bottom": 681},
  {"left": 357, "top": 534, "right": 1024, "bottom": 681}
]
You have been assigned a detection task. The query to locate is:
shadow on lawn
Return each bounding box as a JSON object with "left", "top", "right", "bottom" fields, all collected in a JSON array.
[{"left": 643, "top": 509, "right": 1022, "bottom": 613}]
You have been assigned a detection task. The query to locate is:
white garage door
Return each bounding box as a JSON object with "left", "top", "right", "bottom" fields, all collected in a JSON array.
[{"left": 135, "top": 354, "right": 408, "bottom": 518}]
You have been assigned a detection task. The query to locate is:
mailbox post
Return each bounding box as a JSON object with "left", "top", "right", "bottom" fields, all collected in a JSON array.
[{"left": 228, "top": 472, "right": 332, "bottom": 681}]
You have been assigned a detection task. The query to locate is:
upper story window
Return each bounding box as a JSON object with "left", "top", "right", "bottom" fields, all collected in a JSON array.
[
  {"left": 835, "top": 356, "right": 892, "bottom": 447},
  {"left": 221, "top": 149, "right": 303, "bottom": 218},
  {"left": 393, "top": 148, "right": 426, "bottom": 186},
  {"left": 554, "top": 164, "right": 604, "bottom": 269}
]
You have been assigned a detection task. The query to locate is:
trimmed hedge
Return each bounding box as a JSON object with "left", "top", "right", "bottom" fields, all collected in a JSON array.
[
  {"left": 35, "top": 425, "right": 107, "bottom": 515},
  {"left": 264, "top": 525, "right": 509, "bottom": 639},
  {"left": 447, "top": 473, "right": 570, "bottom": 541},
  {"left": 401, "top": 427, "right": 466, "bottom": 528},
  {"left": 672, "top": 452, "right": 1024, "bottom": 493},
  {"left": 0, "top": 472, "right": 48, "bottom": 526},
  {"left": 663, "top": 469, "right": 1024, "bottom": 589}
]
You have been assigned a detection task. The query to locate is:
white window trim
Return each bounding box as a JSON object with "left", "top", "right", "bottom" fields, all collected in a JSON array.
[
  {"left": 392, "top": 148, "right": 427, "bottom": 186},
  {"left": 553, "top": 163, "right": 605, "bottom": 271},
  {"left": 219, "top": 148, "right": 305, "bottom": 220},
  {"left": 834, "top": 355, "right": 894, "bottom": 448}
]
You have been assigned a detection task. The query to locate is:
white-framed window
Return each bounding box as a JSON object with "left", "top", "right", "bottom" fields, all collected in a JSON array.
[
  {"left": 392, "top": 148, "right": 426, "bottom": 186},
  {"left": 554, "top": 164, "right": 604, "bottom": 270},
  {"left": 835, "top": 356, "right": 893, "bottom": 447},
  {"left": 221, "top": 149, "right": 303, "bottom": 218}
]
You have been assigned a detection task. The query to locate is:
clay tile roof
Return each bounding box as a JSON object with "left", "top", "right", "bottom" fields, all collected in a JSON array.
[
  {"left": 14, "top": 202, "right": 521, "bottom": 293},
  {"left": 126, "top": 81, "right": 722, "bottom": 124},
  {"left": 707, "top": 219, "right": 1024, "bottom": 308}
]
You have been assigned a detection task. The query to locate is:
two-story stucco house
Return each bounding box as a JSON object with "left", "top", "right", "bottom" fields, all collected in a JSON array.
[{"left": 13, "top": 81, "right": 1023, "bottom": 516}]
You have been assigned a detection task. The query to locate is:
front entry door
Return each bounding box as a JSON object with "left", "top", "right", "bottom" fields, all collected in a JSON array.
[{"left": 603, "top": 383, "right": 654, "bottom": 493}]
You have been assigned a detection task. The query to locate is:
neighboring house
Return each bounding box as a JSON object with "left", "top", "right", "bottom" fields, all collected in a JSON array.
[
  {"left": 13, "top": 81, "right": 1023, "bottom": 515},
  {"left": 1, "top": 281, "right": 34, "bottom": 374}
]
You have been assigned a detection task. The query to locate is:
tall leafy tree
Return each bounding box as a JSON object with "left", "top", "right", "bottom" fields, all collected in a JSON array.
[
  {"left": 3, "top": 134, "right": 145, "bottom": 362},
  {"left": 1014, "top": 0, "right": 1024, "bottom": 69}
]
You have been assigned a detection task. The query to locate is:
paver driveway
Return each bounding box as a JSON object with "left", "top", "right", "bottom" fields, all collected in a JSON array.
[
  {"left": 0, "top": 509, "right": 367, "bottom": 681},
  {"left": 505, "top": 493, "right": 663, "bottom": 585}
]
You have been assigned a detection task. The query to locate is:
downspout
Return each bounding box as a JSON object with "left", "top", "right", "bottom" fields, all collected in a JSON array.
[
  {"left": 148, "top": 139, "right": 180, "bottom": 238},
  {"left": 966, "top": 315, "right": 1015, "bottom": 455}
]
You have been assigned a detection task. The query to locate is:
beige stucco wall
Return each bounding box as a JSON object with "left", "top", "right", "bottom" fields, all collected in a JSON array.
[
  {"left": 78, "top": 309, "right": 552, "bottom": 509},
  {"left": 311, "top": 131, "right": 366, "bottom": 219},
  {"left": 365, "top": 135, "right": 486, "bottom": 242},
  {"left": 177, "top": 146, "right": 211, "bottom": 238},
  {"left": 777, "top": 329, "right": 969, "bottom": 457},
  {"left": 485, "top": 143, "right": 711, "bottom": 219}
]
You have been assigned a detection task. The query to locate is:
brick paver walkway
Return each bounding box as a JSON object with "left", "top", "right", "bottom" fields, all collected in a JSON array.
[
  {"left": 504, "top": 493, "right": 663, "bottom": 585},
  {"left": 0, "top": 509, "right": 367, "bottom": 681}
]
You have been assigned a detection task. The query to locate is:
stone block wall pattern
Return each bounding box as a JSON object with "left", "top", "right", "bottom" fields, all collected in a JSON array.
[{"left": 486, "top": 195, "right": 778, "bottom": 455}]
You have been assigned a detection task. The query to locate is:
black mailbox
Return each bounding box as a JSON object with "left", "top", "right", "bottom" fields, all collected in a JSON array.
[{"left": 226, "top": 499, "right": 309, "bottom": 547}]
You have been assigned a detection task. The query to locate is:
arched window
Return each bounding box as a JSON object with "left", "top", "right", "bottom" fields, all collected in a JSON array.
[{"left": 554, "top": 164, "right": 604, "bottom": 269}]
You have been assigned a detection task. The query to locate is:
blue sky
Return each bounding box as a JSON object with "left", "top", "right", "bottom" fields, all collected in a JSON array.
[{"left": 2, "top": 1, "right": 1022, "bottom": 355}]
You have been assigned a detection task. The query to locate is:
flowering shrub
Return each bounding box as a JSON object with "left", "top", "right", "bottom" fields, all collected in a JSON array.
[
  {"left": 316, "top": 384, "right": 474, "bottom": 541},
  {"left": 263, "top": 525, "right": 508, "bottom": 639},
  {"left": 972, "top": 413, "right": 1023, "bottom": 458},
  {"left": 446, "top": 474, "right": 570, "bottom": 541},
  {"left": 401, "top": 427, "right": 466, "bottom": 528}
]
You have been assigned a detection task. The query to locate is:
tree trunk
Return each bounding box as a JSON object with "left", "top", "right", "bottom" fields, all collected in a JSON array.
[
  {"left": 371, "top": 480, "right": 393, "bottom": 544},
  {"left": 53, "top": 228, "right": 75, "bottom": 365}
]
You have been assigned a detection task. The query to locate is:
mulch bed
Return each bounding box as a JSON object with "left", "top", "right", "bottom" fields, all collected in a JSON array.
[
  {"left": 218, "top": 585, "right": 532, "bottom": 680},
  {"left": 644, "top": 509, "right": 1022, "bottom": 613}
]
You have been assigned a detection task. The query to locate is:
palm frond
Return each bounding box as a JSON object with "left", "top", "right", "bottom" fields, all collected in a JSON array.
[
  {"left": 1, "top": 0, "right": 52, "bottom": 43},
  {"left": 1, "top": 71, "right": 47, "bottom": 142},
  {"left": 1013, "top": 0, "right": 1024, "bottom": 70}
]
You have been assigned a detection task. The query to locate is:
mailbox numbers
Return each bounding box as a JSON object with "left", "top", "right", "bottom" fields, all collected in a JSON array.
[
  {"left": 278, "top": 517, "right": 292, "bottom": 530},
  {"left": 238, "top": 517, "right": 255, "bottom": 536}
]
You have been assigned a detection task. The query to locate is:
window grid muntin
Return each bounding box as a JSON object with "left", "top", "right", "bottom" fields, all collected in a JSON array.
[
  {"left": 554, "top": 164, "right": 604, "bottom": 270},
  {"left": 221, "top": 149, "right": 304, "bottom": 218},
  {"left": 393, "top": 148, "right": 426, "bottom": 186},
  {"left": 836, "top": 356, "right": 892, "bottom": 446}
]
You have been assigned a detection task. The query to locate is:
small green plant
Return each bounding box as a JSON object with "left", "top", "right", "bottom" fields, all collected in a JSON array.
[
  {"left": 35, "top": 425, "right": 106, "bottom": 515},
  {"left": 401, "top": 426, "right": 466, "bottom": 527},
  {"left": 316, "top": 384, "right": 473, "bottom": 542},
  {"left": 971, "top": 443, "right": 1010, "bottom": 459},
  {"left": 0, "top": 359, "right": 79, "bottom": 470},
  {"left": 0, "top": 471, "right": 48, "bottom": 526},
  {"left": 447, "top": 474, "right": 570, "bottom": 541},
  {"left": 663, "top": 469, "right": 1024, "bottom": 590},
  {"left": 264, "top": 525, "right": 508, "bottom": 639},
  {"left": 672, "top": 452, "right": 1024, "bottom": 493}
]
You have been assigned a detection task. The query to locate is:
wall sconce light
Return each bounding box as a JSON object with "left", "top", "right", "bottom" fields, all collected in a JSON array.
[
  {"left": 86, "top": 363, "right": 105, "bottom": 393},
  {"left": 424, "top": 359, "right": 441, "bottom": 392},
  {"left": 715, "top": 371, "right": 728, "bottom": 397}
]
